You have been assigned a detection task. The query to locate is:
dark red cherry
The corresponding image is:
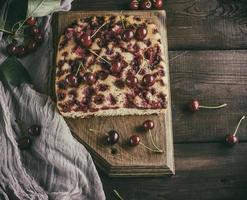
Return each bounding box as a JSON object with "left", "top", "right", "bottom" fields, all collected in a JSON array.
[
  {"left": 189, "top": 99, "right": 200, "bottom": 112},
  {"left": 225, "top": 134, "right": 238, "bottom": 146},
  {"left": 111, "top": 60, "right": 122, "bottom": 74},
  {"left": 129, "top": 135, "right": 140, "bottom": 146},
  {"left": 152, "top": 0, "right": 163, "bottom": 9},
  {"left": 106, "top": 130, "right": 119, "bottom": 145},
  {"left": 66, "top": 74, "right": 78, "bottom": 87},
  {"left": 135, "top": 27, "right": 147, "bottom": 41},
  {"left": 143, "top": 120, "right": 155, "bottom": 130},
  {"left": 6, "top": 43, "right": 17, "bottom": 55},
  {"left": 130, "top": 0, "right": 139, "bottom": 10},
  {"left": 83, "top": 72, "right": 96, "bottom": 85},
  {"left": 30, "top": 26, "right": 40, "bottom": 35},
  {"left": 80, "top": 33, "right": 92, "bottom": 48},
  {"left": 34, "top": 32, "right": 44, "bottom": 44},
  {"left": 17, "top": 137, "right": 32, "bottom": 150},
  {"left": 26, "top": 39, "right": 37, "bottom": 51},
  {"left": 142, "top": 74, "right": 155, "bottom": 87},
  {"left": 16, "top": 45, "right": 27, "bottom": 57},
  {"left": 28, "top": 125, "right": 41, "bottom": 136},
  {"left": 141, "top": 0, "right": 152, "bottom": 10},
  {"left": 25, "top": 17, "right": 37, "bottom": 26},
  {"left": 126, "top": 75, "right": 138, "bottom": 87},
  {"left": 122, "top": 30, "right": 134, "bottom": 42}
]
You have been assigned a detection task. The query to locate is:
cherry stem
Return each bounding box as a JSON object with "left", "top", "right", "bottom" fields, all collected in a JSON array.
[
  {"left": 75, "top": 61, "right": 84, "bottom": 76},
  {"left": 113, "top": 189, "right": 124, "bottom": 200},
  {"left": 140, "top": 142, "right": 163, "bottom": 153},
  {"left": 91, "top": 22, "right": 107, "bottom": 38},
  {"left": 199, "top": 103, "right": 227, "bottom": 109},
  {"left": 120, "top": 15, "right": 126, "bottom": 30},
  {"left": 233, "top": 116, "right": 245, "bottom": 136},
  {"left": 89, "top": 128, "right": 101, "bottom": 133},
  {"left": 149, "top": 130, "right": 164, "bottom": 152},
  {"left": 89, "top": 49, "right": 111, "bottom": 65},
  {"left": 0, "top": 28, "right": 14, "bottom": 35}
]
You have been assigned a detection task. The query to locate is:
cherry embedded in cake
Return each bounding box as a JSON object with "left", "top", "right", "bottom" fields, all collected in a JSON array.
[{"left": 55, "top": 15, "right": 168, "bottom": 118}]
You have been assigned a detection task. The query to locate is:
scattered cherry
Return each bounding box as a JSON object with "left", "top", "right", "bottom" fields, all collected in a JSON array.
[
  {"left": 142, "top": 74, "right": 155, "bottom": 87},
  {"left": 135, "top": 26, "right": 147, "bottom": 41},
  {"left": 225, "top": 116, "right": 245, "bottom": 146},
  {"left": 28, "top": 125, "right": 41, "bottom": 136},
  {"left": 66, "top": 74, "right": 78, "bottom": 87},
  {"left": 141, "top": 0, "right": 152, "bottom": 10},
  {"left": 143, "top": 120, "right": 155, "bottom": 130},
  {"left": 30, "top": 26, "right": 40, "bottom": 35},
  {"left": 80, "top": 33, "right": 92, "bottom": 48},
  {"left": 34, "top": 32, "right": 44, "bottom": 44},
  {"left": 26, "top": 39, "right": 37, "bottom": 51},
  {"left": 16, "top": 45, "right": 27, "bottom": 57},
  {"left": 129, "top": 0, "right": 139, "bottom": 10},
  {"left": 111, "top": 60, "right": 122, "bottom": 74},
  {"left": 126, "top": 75, "right": 138, "bottom": 87},
  {"left": 25, "top": 17, "right": 37, "bottom": 26},
  {"left": 152, "top": 0, "right": 163, "bottom": 9},
  {"left": 83, "top": 72, "right": 96, "bottom": 85},
  {"left": 17, "top": 137, "right": 32, "bottom": 150},
  {"left": 129, "top": 135, "right": 141, "bottom": 146},
  {"left": 6, "top": 43, "right": 17, "bottom": 55},
  {"left": 106, "top": 130, "right": 120, "bottom": 145},
  {"left": 122, "top": 29, "right": 134, "bottom": 42},
  {"left": 188, "top": 99, "right": 227, "bottom": 112}
]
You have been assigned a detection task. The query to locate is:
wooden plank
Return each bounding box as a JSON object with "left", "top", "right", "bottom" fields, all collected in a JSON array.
[
  {"left": 100, "top": 143, "right": 247, "bottom": 200},
  {"left": 55, "top": 11, "right": 175, "bottom": 176},
  {"left": 71, "top": 0, "right": 247, "bottom": 50},
  {"left": 169, "top": 50, "right": 247, "bottom": 143}
]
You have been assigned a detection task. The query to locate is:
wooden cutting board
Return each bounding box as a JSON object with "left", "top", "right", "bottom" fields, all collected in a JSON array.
[{"left": 53, "top": 10, "right": 174, "bottom": 177}]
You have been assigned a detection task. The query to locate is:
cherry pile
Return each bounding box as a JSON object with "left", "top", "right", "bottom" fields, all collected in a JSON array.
[
  {"left": 16, "top": 121, "right": 42, "bottom": 150},
  {"left": 130, "top": 0, "right": 163, "bottom": 10},
  {"left": 6, "top": 17, "right": 44, "bottom": 58}
]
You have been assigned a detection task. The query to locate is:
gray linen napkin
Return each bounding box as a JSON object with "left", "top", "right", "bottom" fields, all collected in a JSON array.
[{"left": 0, "top": 0, "right": 106, "bottom": 199}]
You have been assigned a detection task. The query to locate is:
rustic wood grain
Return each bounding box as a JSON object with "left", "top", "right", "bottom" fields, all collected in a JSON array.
[
  {"left": 55, "top": 11, "right": 174, "bottom": 176},
  {"left": 71, "top": 0, "right": 247, "bottom": 50},
  {"left": 100, "top": 143, "right": 247, "bottom": 200},
  {"left": 169, "top": 50, "right": 247, "bottom": 143}
]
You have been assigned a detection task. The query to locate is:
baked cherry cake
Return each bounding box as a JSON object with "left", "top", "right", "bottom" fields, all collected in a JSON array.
[{"left": 55, "top": 15, "right": 168, "bottom": 118}]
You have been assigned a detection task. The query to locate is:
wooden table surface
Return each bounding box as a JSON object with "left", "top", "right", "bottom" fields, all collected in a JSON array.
[{"left": 70, "top": 0, "right": 247, "bottom": 199}]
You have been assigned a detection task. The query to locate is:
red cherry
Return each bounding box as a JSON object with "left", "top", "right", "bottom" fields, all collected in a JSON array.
[
  {"left": 6, "top": 43, "right": 17, "bottom": 55},
  {"left": 129, "top": 135, "right": 140, "bottom": 146},
  {"left": 83, "top": 72, "right": 96, "bottom": 85},
  {"left": 25, "top": 17, "right": 37, "bottom": 26},
  {"left": 135, "top": 27, "right": 147, "bottom": 41},
  {"left": 225, "top": 134, "right": 238, "bottom": 146},
  {"left": 26, "top": 39, "right": 37, "bottom": 51},
  {"left": 30, "top": 26, "right": 40, "bottom": 35},
  {"left": 34, "top": 32, "right": 44, "bottom": 44},
  {"left": 17, "top": 137, "right": 32, "bottom": 150},
  {"left": 130, "top": 0, "right": 139, "bottom": 10},
  {"left": 141, "top": 0, "right": 152, "bottom": 10},
  {"left": 126, "top": 75, "right": 138, "bottom": 87},
  {"left": 80, "top": 33, "right": 92, "bottom": 48},
  {"left": 152, "top": 0, "right": 163, "bottom": 9},
  {"left": 122, "top": 29, "right": 134, "bottom": 42},
  {"left": 142, "top": 74, "right": 155, "bottom": 87},
  {"left": 28, "top": 125, "right": 41, "bottom": 136},
  {"left": 111, "top": 60, "right": 122, "bottom": 74},
  {"left": 106, "top": 130, "right": 119, "bottom": 145},
  {"left": 188, "top": 99, "right": 200, "bottom": 112},
  {"left": 66, "top": 74, "right": 78, "bottom": 87},
  {"left": 16, "top": 45, "right": 27, "bottom": 57},
  {"left": 143, "top": 120, "right": 155, "bottom": 130}
]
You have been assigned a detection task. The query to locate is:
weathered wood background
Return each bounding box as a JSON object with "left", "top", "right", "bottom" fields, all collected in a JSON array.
[{"left": 69, "top": 0, "right": 247, "bottom": 199}]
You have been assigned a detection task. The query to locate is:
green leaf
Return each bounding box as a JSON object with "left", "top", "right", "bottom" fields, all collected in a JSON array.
[
  {"left": 0, "top": 17, "right": 5, "bottom": 29},
  {"left": 0, "top": 57, "right": 31, "bottom": 87},
  {"left": 27, "top": 0, "right": 60, "bottom": 17}
]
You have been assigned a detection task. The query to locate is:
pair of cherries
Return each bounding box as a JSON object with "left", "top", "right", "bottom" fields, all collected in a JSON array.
[
  {"left": 17, "top": 124, "right": 41, "bottom": 150},
  {"left": 106, "top": 120, "right": 163, "bottom": 153},
  {"left": 188, "top": 99, "right": 245, "bottom": 146},
  {"left": 130, "top": 0, "right": 163, "bottom": 10}
]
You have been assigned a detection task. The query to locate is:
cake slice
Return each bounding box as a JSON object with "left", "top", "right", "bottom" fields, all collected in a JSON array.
[{"left": 55, "top": 15, "right": 168, "bottom": 118}]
